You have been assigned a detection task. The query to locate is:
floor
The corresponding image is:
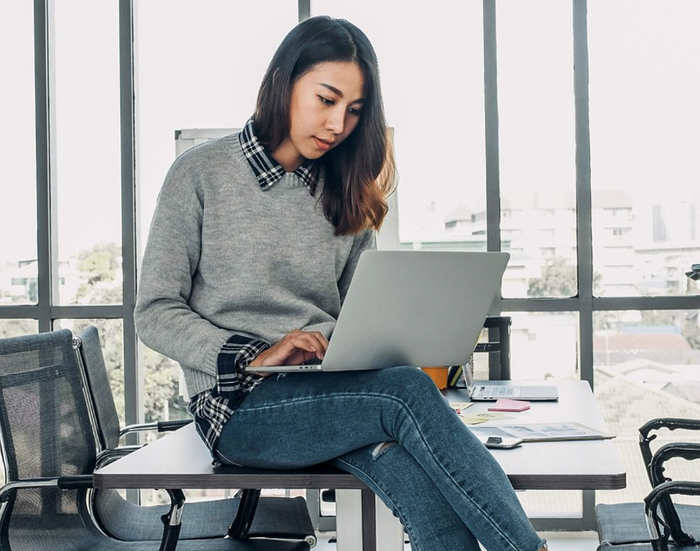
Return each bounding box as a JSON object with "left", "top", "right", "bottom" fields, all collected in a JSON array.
[{"left": 314, "top": 531, "right": 600, "bottom": 550}]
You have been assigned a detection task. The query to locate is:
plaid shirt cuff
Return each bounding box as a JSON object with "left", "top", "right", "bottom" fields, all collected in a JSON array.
[{"left": 216, "top": 335, "right": 269, "bottom": 394}]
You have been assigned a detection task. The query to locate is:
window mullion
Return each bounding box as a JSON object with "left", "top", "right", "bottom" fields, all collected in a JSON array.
[
  {"left": 298, "top": 0, "right": 310, "bottom": 22},
  {"left": 34, "top": 0, "right": 56, "bottom": 333},
  {"left": 573, "top": 0, "right": 593, "bottom": 386},
  {"left": 120, "top": 0, "right": 141, "bottom": 431},
  {"left": 483, "top": 0, "right": 503, "bottom": 319}
]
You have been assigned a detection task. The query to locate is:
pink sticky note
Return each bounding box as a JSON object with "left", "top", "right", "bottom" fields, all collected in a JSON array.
[{"left": 488, "top": 399, "right": 531, "bottom": 412}]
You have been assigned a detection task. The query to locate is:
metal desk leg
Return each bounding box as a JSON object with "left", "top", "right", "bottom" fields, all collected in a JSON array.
[{"left": 361, "top": 489, "right": 376, "bottom": 551}]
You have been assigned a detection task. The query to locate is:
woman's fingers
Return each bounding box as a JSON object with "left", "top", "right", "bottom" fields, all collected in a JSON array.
[
  {"left": 249, "top": 330, "right": 329, "bottom": 368},
  {"left": 288, "top": 330, "right": 328, "bottom": 358}
]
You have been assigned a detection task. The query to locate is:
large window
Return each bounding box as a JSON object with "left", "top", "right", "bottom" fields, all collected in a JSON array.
[
  {"left": 497, "top": 0, "right": 577, "bottom": 299},
  {"left": 0, "top": 1, "right": 37, "bottom": 306},
  {"left": 589, "top": 0, "right": 700, "bottom": 298},
  {"left": 587, "top": 0, "right": 700, "bottom": 510},
  {"left": 54, "top": 1, "right": 122, "bottom": 305},
  {"left": 313, "top": 0, "right": 487, "bottom": 248},
  {"left": 3, "top": 0, "right": 700, "bottom": 529}
]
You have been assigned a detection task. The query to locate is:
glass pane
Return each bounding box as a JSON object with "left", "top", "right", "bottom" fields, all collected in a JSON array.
[
  {"left": 0, "top": 319, "right": 39, "bottom": 339},
  {"left": 142, "top": 347, "right": 189, "bottom": 424},
  {"left": 56, "top": 318, "right": 125, "bottom": 425},
  {"left": 589, "top": 1, "right": 700, "bottom": 297},
  {"left": 312, "top": 0, "right": 487, "bottom": 249},
  {"left": 54, "top": 1, "right": 122, "bottom": 304},
  {"left": 0, "top": 1, "right": 37, "bottom": 305},
  {"left": 506, "top": 311, "right": 580, "bottom": 381},
  {"left": 135, "top": 0, "right": 297, "bottom": 250},
  {"left": 595, "top": 309, "right": 700, "bottom": 504},
  {"left": 497, "top": 0, "right": 577, "bottom": 298}
]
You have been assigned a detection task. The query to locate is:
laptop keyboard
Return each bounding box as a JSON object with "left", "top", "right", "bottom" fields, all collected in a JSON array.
[{"left": 478, "top": 386, "right": 516, "bottom": 397}]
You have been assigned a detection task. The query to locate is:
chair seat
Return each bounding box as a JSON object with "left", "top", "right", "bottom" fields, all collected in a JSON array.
[
  {"left": 597, "top": 545, "right": 699, "bottom": 551},
  {"left": 95, "top": 490, "right": 315, "bottom": 543},
  {"left": 596, "top": 502, "right": 700, "bottom": 548},
  {"left": 10, "top": 526, "right": 309, "bottom": 551}
]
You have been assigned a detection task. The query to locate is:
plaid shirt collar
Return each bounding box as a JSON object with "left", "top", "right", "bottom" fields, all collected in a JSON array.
[{"left": 239, "top": 117, "right": 314, "bottom": 191}]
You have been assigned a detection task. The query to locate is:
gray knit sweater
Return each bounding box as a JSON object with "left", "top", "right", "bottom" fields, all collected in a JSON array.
[{"left": 134, "top": 132, "right": 375, "bottom": 398}]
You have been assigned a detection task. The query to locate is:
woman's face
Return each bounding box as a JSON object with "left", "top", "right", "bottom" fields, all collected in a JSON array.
[{"left": 272, "top": 61, "right": 365, "bottom": 171}]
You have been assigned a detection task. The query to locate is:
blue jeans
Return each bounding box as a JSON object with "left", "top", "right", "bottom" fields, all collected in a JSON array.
[{"left": 215, "top": 366, "right": 545, "bottom": 551}]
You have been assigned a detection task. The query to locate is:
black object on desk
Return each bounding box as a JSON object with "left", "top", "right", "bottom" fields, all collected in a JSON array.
[{"left": 448, "top": 316, "right": 512, "bottom": 388}]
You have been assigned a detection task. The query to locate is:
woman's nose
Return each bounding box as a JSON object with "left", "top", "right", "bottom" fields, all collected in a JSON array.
[{"left": 326, "top": 108, "right": 345, "bottom": 135}]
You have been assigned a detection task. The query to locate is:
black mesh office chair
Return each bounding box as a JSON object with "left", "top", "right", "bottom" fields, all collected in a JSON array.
[
  {"left": 0, "top": 329, "right": 310, "bottom": 551},
  {"left": 75, "top": 325, "right": 316, "bottom": 545},
  {"left": 595, "top": 418, "right": 700, "bottom": 550}
]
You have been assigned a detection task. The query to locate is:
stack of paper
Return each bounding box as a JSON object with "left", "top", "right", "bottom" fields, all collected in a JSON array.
[
  {"left": 470, "top": 422, "right": 614, "bottom": 442},
  {"left": 488, "top": 399, "right": 531, "bottom": 412}
]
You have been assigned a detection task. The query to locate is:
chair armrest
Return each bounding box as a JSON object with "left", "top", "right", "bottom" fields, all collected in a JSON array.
[
  {"left": 644, "top": 480, "right": 700, "bottom": 550},
  {"left": 0, "top": 475, "right": 93, "bottom": 503},
  {"left": 647, "top": 442, "right": 700, "bottom": 545},
  {"left": 119, "top": 419, "right": 192, "bottom": 439},
  {"left": 650, "top": 442, "right": 700, "bottom": 487},
  {"left": 639, "top": 418, "right": 700, "bottom": 482}
]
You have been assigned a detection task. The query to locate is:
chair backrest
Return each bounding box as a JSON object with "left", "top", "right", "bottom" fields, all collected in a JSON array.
[
  {"left": 73, "top": 326, "right": 137, "bottom": 541},
  {"left": 75, "top": 326, "right": 121, "bottom": 451},
  {"left": 0, "top": 329, "right": 98, "bottom": 549}
]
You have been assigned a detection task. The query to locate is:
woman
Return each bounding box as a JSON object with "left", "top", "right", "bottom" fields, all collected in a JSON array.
[{"left": 135, "top": 15, "right": 547, "bottom": 551}]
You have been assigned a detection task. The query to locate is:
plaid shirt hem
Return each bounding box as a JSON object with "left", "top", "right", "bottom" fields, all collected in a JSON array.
[{"left": 189, "top": 334, "right": 269, "bottom": 456}]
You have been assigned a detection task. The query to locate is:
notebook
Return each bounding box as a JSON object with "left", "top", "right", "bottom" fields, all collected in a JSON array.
[
  {"left": 464, "top": 363, "right": 559, "bottom": 401},
  {"left": 245, "top": 250, "right": 510, "bottom": 374}
]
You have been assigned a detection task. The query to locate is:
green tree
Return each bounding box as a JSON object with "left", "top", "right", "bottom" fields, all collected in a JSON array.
[
  {"left": 528, "top": 256, "right": 602, "bottom": 298},
  {"left": 528, "top": 256, "right": 577, "bottom": 297},
  {"left": 639, "top": 310, "right": 700, "bottom": 350},
  {"left": 78, "top": 242, "right": 120, "bottom": 285},
  {"left": 685, "top": 317, "right": 700, "bottom": 350},
  {"left": 72, "top": 243, "right": 181, "bottom": 424},
  {"left": 0, "top": 319, "right": 37, "bottom": 339}
]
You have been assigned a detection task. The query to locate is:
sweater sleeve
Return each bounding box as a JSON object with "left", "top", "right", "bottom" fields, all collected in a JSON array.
[
  {"left": 134, "top": 165, "right": 267, "bottom": 380},
  {"left": 337, "top": 229, "right": 377, "bottom": 304}
]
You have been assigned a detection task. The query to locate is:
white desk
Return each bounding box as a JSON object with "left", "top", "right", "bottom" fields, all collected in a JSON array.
[
  {"left": 94, "top": 379, "right": 625, "bottom": 550},
  {"left": 446, "top": 379, "right": 626, "bottom": 490}
]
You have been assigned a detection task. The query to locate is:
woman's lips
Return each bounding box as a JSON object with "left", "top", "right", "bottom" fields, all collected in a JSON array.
[{"left": 313, "top": 137, "right": 333, "bottom": 151}]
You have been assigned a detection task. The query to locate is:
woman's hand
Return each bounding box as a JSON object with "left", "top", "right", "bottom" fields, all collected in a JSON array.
[{"left": 248, "top": 329, "right": 329, "bottom": 368}]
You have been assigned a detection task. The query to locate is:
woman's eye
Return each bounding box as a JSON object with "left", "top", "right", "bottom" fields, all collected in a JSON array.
[
  {"left": 318, "top": 96, "right": 334, "bottom": 106},
  {"left": 348, "top": 107, "right": 363, "bottom": 116}
]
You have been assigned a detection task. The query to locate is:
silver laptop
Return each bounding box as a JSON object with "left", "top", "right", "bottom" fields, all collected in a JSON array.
[
  {"left": 245, "top": 250, "right": 509, "bottom": 374},
  {"left": 464, "top": 362, "right": 559, "bottom": 401}
]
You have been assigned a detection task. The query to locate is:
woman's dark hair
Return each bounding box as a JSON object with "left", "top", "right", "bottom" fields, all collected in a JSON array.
[{"left": 254, "top": 15, "right": 397, "bottom": 236}]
